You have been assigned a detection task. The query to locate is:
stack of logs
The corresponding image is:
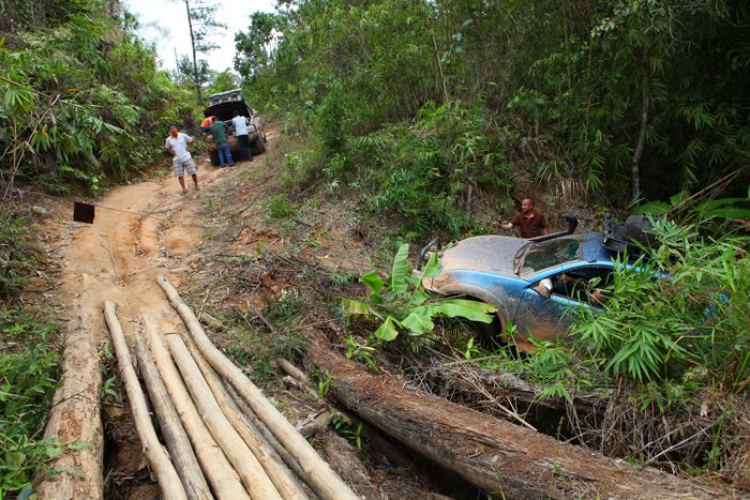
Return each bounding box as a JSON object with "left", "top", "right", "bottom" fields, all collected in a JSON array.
[{"left": 103, "top": 275, "right": 360, "bottom": 500}]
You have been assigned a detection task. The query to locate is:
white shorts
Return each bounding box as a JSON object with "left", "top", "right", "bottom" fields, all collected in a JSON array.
[{"left": 173, "top": 157, "right": 196, "bottom": 177}]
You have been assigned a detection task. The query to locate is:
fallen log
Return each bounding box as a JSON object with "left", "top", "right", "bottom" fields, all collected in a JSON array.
[
  {"left": 103, "top": 301, "right": 187, "bottom": 500},
  {"left": 144, "top": 318, "right": 249, "bottom": 500},
  {"left": 37, "top": 276, "right": 103, "bottom": 500},
  {"left": 157, "top": 275, "right": 360, "bottom": 500},
  {"left": 167, "top": 335, "right": 283, "bottom": 500},
  {"left": 134, "top": 332, "right": 213, "bottom": 500},
  {"left": 308, "top": 339, "right": 724, "bottom": 500},
  {"left": 183, "top": 335, "right": 309, "bottom": 500}
]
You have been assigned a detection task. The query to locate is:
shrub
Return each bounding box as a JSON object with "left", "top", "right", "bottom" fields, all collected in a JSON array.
[{"left": 569, "top": 218, "right": 750, "bottom": 393}]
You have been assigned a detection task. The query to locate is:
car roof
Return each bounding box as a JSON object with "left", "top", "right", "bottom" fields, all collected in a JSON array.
[{"left": 579, "top": 232, "right": 616, "bottom": 262}]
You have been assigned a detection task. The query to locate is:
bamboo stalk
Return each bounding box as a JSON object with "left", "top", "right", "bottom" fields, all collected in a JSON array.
[
  {"left": 134, "top": 332, "right": 213, "bottom": 500},
  {"left": 184, "top": 336, "right": 309, "bottom": 500},
  {"left": 103, "top": 302, "right": 187, "bottom": 500},
  {"left": 143, "top": 318, "right": 249, "bottom": 500},
  {"left": 167, "top": 335, "right": 283, "bottom": 500},
  {"left": 156, "top": 275, "right": 360, "bottom": 500}
]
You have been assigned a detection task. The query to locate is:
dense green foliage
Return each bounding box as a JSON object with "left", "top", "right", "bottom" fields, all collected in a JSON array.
[
  {"left": 0, "top": 0, "right": 200, "bottom": 194},
  {"left": 569, "top": 219, "right": 749, "bottom": 393},
  {"left": 0, "top": 211, "right": 61, "bottom": 495},
  {"left": 0, "top": 329, "right": 61, "bottom": 496},
  {"left": 238, "top": 0, "right": 750, "bottom": 222}
]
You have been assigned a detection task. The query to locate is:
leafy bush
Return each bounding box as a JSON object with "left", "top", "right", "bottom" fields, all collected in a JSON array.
[
  {"left": 343, "top": 243, "right": 496, "bottom": 365},
  {"left": 0, "top": 328, "right": 62, "bottom": 495},
  {"left": 267, "top": 194, "right": 294, "bottom": 219},
  {"left": 570, "top": 218, "right": 750, "bottom": 392},
  {"left": 0, "top": 3, "right": 201, "bottom": 193}
]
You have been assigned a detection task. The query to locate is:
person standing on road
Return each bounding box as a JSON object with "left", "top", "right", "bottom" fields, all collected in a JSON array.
[
  {"left": 495, "top": 197, "right": 548, "bottom": 238},
  {"left": 231, "top": 111, "right": 253, "bottom": 162},
  {"left": 210, "top": 117, "right": 234, "bottom": 168},
  {"left": 165, "top": 124, "right": 198, "bottom": 195}
]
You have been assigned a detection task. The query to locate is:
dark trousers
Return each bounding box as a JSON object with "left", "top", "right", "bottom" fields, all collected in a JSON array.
[
  {"left": 216, "top": 141, "right": 233, "bottom": 167},
  {"left": 237, "top": 134, "right": 253, "bottom": 161}
]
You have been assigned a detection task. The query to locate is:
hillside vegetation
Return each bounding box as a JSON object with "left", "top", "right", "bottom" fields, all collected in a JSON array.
[
  {"left": 0, "top": 0, "right": 200, "bottom": 196},
  {"left": 237, "top": 0, "right": 749, "bottom": 233}
]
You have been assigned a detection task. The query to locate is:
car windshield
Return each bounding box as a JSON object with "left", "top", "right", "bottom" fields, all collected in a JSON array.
[{"left": 516, "top": 237, "right": 584, "bottom": 277}]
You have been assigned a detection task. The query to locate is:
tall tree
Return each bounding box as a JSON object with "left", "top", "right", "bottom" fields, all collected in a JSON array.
[
  {"left": 177, "top": 55, "right": 212, "bottom": 91},
  {"left": 234, "top": 12, "right": 279, "bottom": 80},
  {"left": 176, "top": 0, "right": 225, "bottom": 104}
]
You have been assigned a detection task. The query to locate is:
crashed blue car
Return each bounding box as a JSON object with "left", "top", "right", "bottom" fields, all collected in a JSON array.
[{"left": 421, "top": 215, "right": 647, "bottom": 350}]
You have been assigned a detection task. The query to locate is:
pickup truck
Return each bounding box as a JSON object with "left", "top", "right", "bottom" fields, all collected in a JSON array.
[{"left": 203, "top": 89, "right": 266, "bottom": 166}]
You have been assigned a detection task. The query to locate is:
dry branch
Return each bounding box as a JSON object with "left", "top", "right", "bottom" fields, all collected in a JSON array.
[
  {"left": 309, "top": 339, "right": 723, "bottom": 500},
  {"left": 103, "top": 302, "right": 187, "bottom": 500},
  {"left": 134, "top": 332, "right": 212, "bottom": 500},
  {"left": 144, "top": 318, "right": 250, "bottom": 500},
  {"left": 167, "top": 335, "right": 283, "bottom": 500},
  {"left": 184, "top": 337, "right": 310, "bottom": 500},
  {"left": 156, "top": 275, "right": 360, "bottom": 500}
]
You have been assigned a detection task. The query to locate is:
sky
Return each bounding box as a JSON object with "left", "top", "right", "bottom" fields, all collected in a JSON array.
[{"left": 125, "top": 0, "right": 277, "bottom": 73}]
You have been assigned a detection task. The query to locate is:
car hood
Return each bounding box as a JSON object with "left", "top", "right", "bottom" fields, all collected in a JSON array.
[{"left": 439, "top": 235, "right": 528, "bottom": 276}]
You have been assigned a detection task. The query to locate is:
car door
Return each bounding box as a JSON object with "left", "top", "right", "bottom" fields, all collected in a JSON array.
[{"left": 513, "top": 264, "right": 614, "bottom": 346}]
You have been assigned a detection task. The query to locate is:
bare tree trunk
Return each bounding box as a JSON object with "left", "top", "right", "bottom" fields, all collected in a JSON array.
[
  {"left": 184, "top": 0, "right": 202, "bottom": 104},
  {"left": 632, "top": 43, "right": 651, "bottom": 202},
  {"left": 144, "top": 318, "right": 250, "bottom": 500},
  {"left": 37, "top": 275, "right": 103, "bottom": 500},
  {"left": 104, "top": 302, "right": 187, "bottom": 500},
  {"left": 156, "top": 275, "right": 360, "bottom": 500},
  {"left": 185, "top": 338, "right": 310, "bottom": 500},
  {"left": 167, "top": 335, "right": 283, "bottom": 500},
  {"left": 134, "top": 333, "right": 212, "bottom": 500},
  {"left": 308, "top": 339, "right": 723, "bottom": 500}
]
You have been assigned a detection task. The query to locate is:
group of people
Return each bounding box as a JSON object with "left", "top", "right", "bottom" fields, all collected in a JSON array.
[{"left": 164, "top": 112, "right": 256, "bottom": 195}]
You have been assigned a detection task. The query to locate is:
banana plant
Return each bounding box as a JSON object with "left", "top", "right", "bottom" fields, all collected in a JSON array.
[{"left": 342, "top": 243, "right": 496, "bottom": 343}]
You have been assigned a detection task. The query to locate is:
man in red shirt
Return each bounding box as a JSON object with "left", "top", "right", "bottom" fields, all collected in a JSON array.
[{"left": 495, "top": 197, "right": 549, "bottom": 239}]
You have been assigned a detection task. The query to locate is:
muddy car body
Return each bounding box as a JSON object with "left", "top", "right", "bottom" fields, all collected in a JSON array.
[
  {"left": 422, "top": 216, "right": 643, "bottom": 350},
  {"left": 203, "top": 89, "right": 266, "bottom": 166}
]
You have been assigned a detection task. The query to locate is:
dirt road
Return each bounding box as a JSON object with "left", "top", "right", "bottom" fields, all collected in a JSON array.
[{"left": 39, "top": 133, "right": 282, "bottom": 498}]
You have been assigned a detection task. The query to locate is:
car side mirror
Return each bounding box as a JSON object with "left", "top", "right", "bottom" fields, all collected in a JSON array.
[{"left": 536, "top": 278, "right": 553, "bottom": 299}]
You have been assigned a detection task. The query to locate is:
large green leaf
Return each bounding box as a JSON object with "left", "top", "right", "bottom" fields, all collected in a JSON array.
[
  {"left": 374, "top": 316, "right": 400, "bottom": 341},
  {"left": 631, "top": 202, "right": 671, "bottom": 215},
  {"left": 360, "top": 270, "right": 384, "bottom": 293},
  {"left": 422, "top": 249, "right": 440, "bottom": 279},
  {"left": 401, "top": 311, "right": 435, "bottom": 335},
  {"left": 389, "top": 243, "right": 410, "bottom": 293},
  {"left": 416, "top": 299, "right": 497, "bottom": 323},
  {"left": 699, "top": 207, "right": 750, "bottom": 221},
  {"left": 408, "top": 289, "right": 430, "bottom": 306},
  {"left": 342, "top": 299, "right": 372, "bottom": 320}
]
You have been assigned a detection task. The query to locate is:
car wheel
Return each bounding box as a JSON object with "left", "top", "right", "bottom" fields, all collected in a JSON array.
[
  {"left": 208, "top": 150, "right": 220, "bottom": 167},
  {"left": 473, "top": 313, "right": 504, "bottom": 350},
  {"left": 254, "top": 135, "right": 267, "bottom": 155}
]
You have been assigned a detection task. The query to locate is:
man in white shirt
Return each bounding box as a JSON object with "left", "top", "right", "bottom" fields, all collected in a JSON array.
[
  {"left": 165, "top": 124, "right": 198, "bottom": 195},
  {"left": 231, "top": 111, "right": 253, "bottom": 162}
]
